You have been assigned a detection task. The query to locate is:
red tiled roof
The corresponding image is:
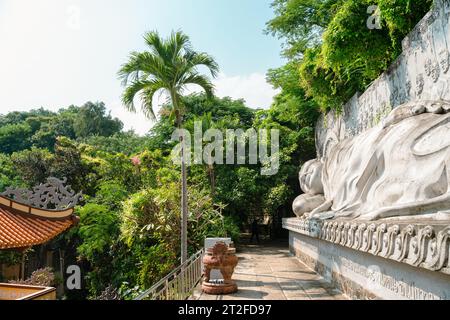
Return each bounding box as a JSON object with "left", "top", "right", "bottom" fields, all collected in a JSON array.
[{"left": 0, "top": 199, "right": 77, "bottom": 250}]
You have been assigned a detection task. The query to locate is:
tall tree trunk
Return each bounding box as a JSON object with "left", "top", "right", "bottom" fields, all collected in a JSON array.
[
  {"left": 208, "top": 164, "right": 215, "bottom": 196},
  {"left": 176, "top": 109, "right": 188, "bottom": 265}
]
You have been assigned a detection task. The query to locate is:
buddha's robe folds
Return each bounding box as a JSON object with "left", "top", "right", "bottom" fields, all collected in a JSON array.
[{"left": 321, "top": 109, "right": 450, "bottom": 220}]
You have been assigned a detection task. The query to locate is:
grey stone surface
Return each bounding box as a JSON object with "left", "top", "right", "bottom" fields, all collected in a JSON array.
[
  {"left": 289, "top": 230, "right": 450, "bottom": 300},
  {"left": 305, "top": 102, "right": 450, "bottom": 221},
  {"left": 192, "top": 243, "right": 347, "bottom": 301},
  {"left": 283, "top": 218, "right": 450, "bottom": 275}
]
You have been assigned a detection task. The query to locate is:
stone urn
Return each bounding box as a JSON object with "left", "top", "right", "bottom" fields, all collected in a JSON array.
[{"left": 202, "top": 241, "right": 238, "bottom": 295}]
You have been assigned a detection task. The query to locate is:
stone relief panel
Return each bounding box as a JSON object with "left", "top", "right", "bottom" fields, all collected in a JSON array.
[{"left": 283, "top": 218, "right": 450, "bottom": 277}]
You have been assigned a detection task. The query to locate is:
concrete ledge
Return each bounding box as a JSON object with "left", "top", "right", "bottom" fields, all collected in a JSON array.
[
  {"left": 288, "top": 227, "right": 450, "bottom": 300},
  {"left": 0, "top": 283, "right": 56, "bottom": 300},
  {"left": 283, "top": 218, "right": 450, "bottom": 275}
]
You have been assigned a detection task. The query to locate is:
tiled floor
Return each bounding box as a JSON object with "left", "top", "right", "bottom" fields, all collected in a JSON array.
[{"left": 192, "top": 242, "right": 347, "bottom": 300}]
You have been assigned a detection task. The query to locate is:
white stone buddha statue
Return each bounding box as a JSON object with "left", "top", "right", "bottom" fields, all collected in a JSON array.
[{"left": 294, "top": 100, "right": 450, "bottom": 221}]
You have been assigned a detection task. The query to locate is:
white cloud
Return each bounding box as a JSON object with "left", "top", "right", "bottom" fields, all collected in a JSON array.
[
  {"left": 109, "top": 102, "right": 155, "bottom": 136},
  {"left": 112, "top": 72, "right": 279, "bottom": 135},
  {"left": 214, "top": 73, "right": 279, "bottom": 110}
]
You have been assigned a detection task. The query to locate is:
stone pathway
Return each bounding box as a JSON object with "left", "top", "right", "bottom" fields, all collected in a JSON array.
[{"left": 192, "top": 241, "right": 347, "bottom": 300}]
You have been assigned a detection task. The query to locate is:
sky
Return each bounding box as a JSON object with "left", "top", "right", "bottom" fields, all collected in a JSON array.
[{"left": 0, "top": 0, "right": 284, "bottom": 134}]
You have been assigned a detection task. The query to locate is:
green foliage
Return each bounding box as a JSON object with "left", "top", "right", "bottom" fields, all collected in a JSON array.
[
  {"left": 52, "top": 137, "right": 90, "bottom": 192},
  {"left": 299, "top": 46, "right": 351, "bottom": 111},
  {"left": 77, "top": 204, "right": 120, "bottom": 262},
  {"left": 0, "top": 250, "right": 23, "bottom": 266},
  {"left": 118, "top": 30, "right": 219, "bottom": 124},
  {"left": 262, "top": 57, "right": 319, "bottom": 230},
  {"left": 0, "top": 102, "right": 123, "bottom": 155},
  {"left": 81, "top": 132, "right": 149, "bottom": 155},
  {"left": 94, "top": 182, "right": 129, "bottom": 210},
  {"left": 120, "top": 180, "right": 234, "bottom": 251},
  {"left": 73, "top": 102, "right": 123, "bottom": 138},
  {"left": 264, "top": 184, "right": 294, "bottom": 213},
  {"left": 378, "top": 0, "right": 434, "bottom": 49},
  {"left": 269, "top": 0, "right": 433, "bottom": 111},
  {"left": 76, "top": 202, "right": 123, "bottom": 298},
  {"left": 119, "top": 181, "right": 235, "bottom": 292},
  {"left": 0, "top": 153, "right": 22, "bottom": 191},
  {"left": 11, "top": 148, "right": 54, "bottom": 187},
  {"left": 119, "top": 30, "right": 221, "bottom": 266},
  {"left": 322, "top": 0, "right": 394, "bottom": 77},
  {"left": 29, "top": 113, "right": 77, "bottom": 151},
  {"left": 0, "top": 108, "right": 55, "bottom": 127},
  {"left": 266, "top": 0, "right": 342, "bottom": 58},
  {"left": 182, "top": 95, "right": 255, "bottom": 127},
  {"left": 0, "top": 122, "right": 33, "bottom": 154},
  {"left": 0, "top": 92, "right": 308, "bottom": 299},
  {"left": 120, "top": 182, "right": 181, "bottom": 249},
  {"left": 0, "top": 4, "right": 438, "bottom": 300},
  {"left": 136, "top": 243, "right": 177, "bottom": 290}
]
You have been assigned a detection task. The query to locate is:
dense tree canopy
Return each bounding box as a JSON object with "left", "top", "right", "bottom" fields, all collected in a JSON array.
[
  {"left": 73, "top": 102, "right": 123, "bottom": 138},
  {"left": 0, "top": 102, "right": 124, "bottom": 154}
]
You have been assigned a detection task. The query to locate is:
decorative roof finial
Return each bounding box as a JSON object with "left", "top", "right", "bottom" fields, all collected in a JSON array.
[{"left": 0, "top": 177, "right": 83, "bottom": 211}]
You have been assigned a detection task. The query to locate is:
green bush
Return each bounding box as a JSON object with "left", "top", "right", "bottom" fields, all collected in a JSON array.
[
  {"left": 0, "top": 250, "right": 23, "bottom": 266},
  {"left": 77, "top": 204, "right": 119, "bottom": 262}
]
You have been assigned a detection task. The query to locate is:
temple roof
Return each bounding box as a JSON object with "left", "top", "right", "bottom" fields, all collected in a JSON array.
[{"left": 0, "top": 195, "right": 78, "bottom": 250}]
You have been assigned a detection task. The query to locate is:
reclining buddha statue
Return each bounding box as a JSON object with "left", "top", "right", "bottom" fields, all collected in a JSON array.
[{"left": 293, "top": 100, "right": 450, "bottom": 221}]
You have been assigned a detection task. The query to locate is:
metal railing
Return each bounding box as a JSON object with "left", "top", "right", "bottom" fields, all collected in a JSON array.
[{"left": 135, "top": 249, "right": 204, "bottom": 300}]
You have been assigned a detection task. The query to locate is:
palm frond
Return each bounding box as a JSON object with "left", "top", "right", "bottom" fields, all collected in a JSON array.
[
  {"left": 144, "top": 31, "right": 172, "bottom": 63},
  {"left": 121, "top": 79, "right": 166, "bottom": 120},
  {"left": 169, "top": 30, "right": 192, "bottom": 60},
  {"left": 118, "top": 51, "right": 169, "bottom": 86},
  {"left": 140, "top": 86, "right": 160, "bottom": 121},
  {"left": 188, "top": 52, "right": 220, "bottom": 78},
  {"left": 180, "top": 72, "right": 215, "bottom": 98},
  {"left": 119, "top": 30, "right": 219, "bottom": 123}
]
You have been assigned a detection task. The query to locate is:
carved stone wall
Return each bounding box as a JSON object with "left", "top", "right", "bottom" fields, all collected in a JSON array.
[
  {"left": 287, "top": 225, "right": 450, "bottom": 300},
  {"left": 283, "top": 218, "right": 450, "bottom": 276},
  {"left": 316, "top": 0, "right": 450, "bottom": 159}
]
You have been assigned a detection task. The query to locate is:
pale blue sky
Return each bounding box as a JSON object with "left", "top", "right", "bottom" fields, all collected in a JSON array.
[{"left": 0, "top": 0, "right": 283, "bottom": 134}]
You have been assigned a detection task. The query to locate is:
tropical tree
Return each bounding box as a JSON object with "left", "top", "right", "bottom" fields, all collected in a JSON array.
[
  {"left": 185, "top": 113, "right": 217, "bottom": 196},
  {"left": 118, "top": 30, "right": 219, "bottom": 263}
]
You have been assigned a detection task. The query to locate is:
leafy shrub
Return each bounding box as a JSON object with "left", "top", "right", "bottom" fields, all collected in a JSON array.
[
  {"left": 77, "top": 204, "right": 119, "bottom": 262},
  {"left": 29, "top": 267, "right": 56, "bottom": 287},
  {"left": 96, "top": 285, "right": 121, "bottom": 300},
  {"left": 0, "top": 250, "right": 23, "bottom": 266},
  {"left": 9, "top": 267, "right": 56, "bottom": 287},
  {"left": 137, "top": 243, "right": 177, "bottom": 289}
]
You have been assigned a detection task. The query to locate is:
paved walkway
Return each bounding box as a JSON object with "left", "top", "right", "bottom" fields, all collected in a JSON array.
[{"left": 192, "top": 242, "right": 347, "bottom": 300}]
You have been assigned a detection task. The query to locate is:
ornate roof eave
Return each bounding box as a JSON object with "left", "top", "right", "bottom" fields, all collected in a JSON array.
[
  {"left": 0, "top": 177, "right": 82, "bottom": 218},
  {"left": 0, "top": 195, "right": 74, "bottom": 219},
  {"left": 0, "top": 178, "right": 82, "bottom": 250}
]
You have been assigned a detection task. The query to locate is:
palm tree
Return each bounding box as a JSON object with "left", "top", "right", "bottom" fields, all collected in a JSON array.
[{"left": 118, "top": 30, "right": 219, "bottom": 263}]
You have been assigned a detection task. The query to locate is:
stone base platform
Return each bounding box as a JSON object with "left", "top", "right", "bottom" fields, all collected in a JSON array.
[
  {"left": 202, "top": 281, "right": 238, "bottom": 295},
  {"left": 191, "top": 243, "right": 347, "bottom": 300},
  {"left": 284, "top": 218, "right": 450, "bottom": 300}
]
